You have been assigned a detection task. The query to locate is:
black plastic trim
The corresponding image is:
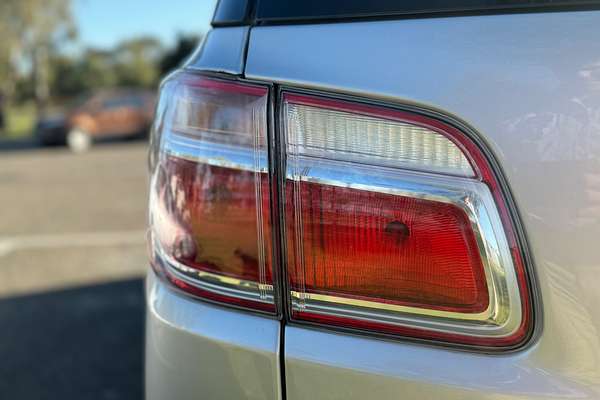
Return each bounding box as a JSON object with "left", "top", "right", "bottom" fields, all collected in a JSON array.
[
  {"left": 212, "top": 0, "right": 253, "bottom": 26},
  {"left": 214, "top": 0, "right": 600, "bottom": 26}
]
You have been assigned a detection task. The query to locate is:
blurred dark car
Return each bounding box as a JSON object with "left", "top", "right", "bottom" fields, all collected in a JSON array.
[
  {"left": 35, "top": 114, "right": 68, "bottom": 146},
  {"left": 37, "top": 89, "right": 155, "bottom": 152}
]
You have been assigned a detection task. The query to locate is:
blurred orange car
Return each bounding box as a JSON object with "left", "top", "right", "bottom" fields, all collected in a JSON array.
[
  {"left": 37, "top": 89, "right": 155, "bottom": 152},
  {"left": 66, "top": 89, "right": 155, "bottom": 152}
]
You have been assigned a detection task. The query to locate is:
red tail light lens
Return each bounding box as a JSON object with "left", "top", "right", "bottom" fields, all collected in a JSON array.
[
  {"left": 283, "top": 93, "right": 532, "bottom": 347},
  {"left": 149, "top": 74, "right": 274, "bottom": 312},
  {"left": 286, "top": 182, "right": 489, "bottom": 314}
]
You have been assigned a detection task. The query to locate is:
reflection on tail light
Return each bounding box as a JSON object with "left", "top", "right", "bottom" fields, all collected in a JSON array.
[{"left": 149, "top": 73, "right": 274, "bottom": 312}]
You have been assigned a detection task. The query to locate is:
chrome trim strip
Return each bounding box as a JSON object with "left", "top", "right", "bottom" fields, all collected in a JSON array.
[
  {"left": 252, "top": 107, "right": 269, "bottom": 301},
  {"left": 156, "top": 244, "right": 275, "bottom": 305},
  {"left": 285, "top": 156, "right": 522, "bottom": 338},
  {"left": 185, "top": 27, "right": 249, "bottom": 75},
  {"left": 163, "top": 130, "right": 268, "bottom": 173},
  {"left": 290, "top": 291, "right": 491, "bottom": 322}
]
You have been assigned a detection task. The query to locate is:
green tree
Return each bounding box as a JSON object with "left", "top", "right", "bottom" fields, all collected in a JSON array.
[
  {"left": 49, "top": 38, "right": 166, "bottom": 99},
  {"left": 0, "top": 1, "right": 23, "bottom": 100},
  {"left": 0, "top": 0, "right": 75, "bottom": 107},
  {"left": 113, "top": 37, "right": 163, "bottom": 88},
  {"left": 160, "top": 34, "right": 201, "bottom": 75}
]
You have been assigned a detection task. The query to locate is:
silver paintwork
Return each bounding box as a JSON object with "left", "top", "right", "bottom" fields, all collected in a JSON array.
[
  {"left": 185, "top": 27, "right": 248, "bottom": 75},
  {"left": 246, "top": 10, "right": 600, "bottom": 399},
  {"left": 284, "top": 325, "right": 587, "bottom": 399},
  {"left": 145, "top": 272, "right": 282, "bottom": 400}
]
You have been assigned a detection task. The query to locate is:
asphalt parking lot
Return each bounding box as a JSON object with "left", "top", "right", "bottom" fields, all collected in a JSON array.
[{"left": 0, "top": 141, "right": 148, "bottom": 399}]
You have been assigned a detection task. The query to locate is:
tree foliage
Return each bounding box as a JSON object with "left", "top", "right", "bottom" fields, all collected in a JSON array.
[
  {"left": 160, "top": 35, "right": 200, "bottom": 75},
  {"left": 0, "top": 0, "right": 75, "bottom": 105},
  {"left": 0, "top": 3, "right": 202, "bottom": 107},
  {"left": 48, "top": 37, "right": 165, "bottom": 100},
  {"left": 113, "top": 37, "right": 163, "bottom": 88}
]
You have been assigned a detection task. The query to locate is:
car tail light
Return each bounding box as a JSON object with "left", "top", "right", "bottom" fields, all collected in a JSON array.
[
  {"left": 148, "top": 73, "right": 275, "bottom": 312},
  {"left": 148, "top": 71, "right": 533, "bottom": 348},
  {"left": 282, "top": 94, "right": 531, "bottom": 347}
]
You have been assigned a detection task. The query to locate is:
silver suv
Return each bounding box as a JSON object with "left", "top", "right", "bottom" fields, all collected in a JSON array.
[{"left": 145, "top": 1, "right": 600, "bottom": 399}]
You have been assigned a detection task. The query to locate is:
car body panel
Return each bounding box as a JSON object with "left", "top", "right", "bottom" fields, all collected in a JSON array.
[
  {"left": 245, "top": 10, "right": 600, "bottom": 399},
  {"left": 145, "top": 272, "right": 282, "bottom": 400},
  {"left": 186, "top": 26, "right": 249, "bottom": 75},
  {"left": 283, "top": 327, "right": 589, "bottom": 399}
]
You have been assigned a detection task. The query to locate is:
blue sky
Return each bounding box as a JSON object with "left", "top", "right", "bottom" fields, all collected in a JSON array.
[{"left": 73, "top": 0, "right": 217, "bottom": 49}]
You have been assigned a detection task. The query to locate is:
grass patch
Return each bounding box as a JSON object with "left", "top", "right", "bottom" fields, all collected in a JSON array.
[{"left": 3, "top": 103, "right": 37, "bottom": 139}]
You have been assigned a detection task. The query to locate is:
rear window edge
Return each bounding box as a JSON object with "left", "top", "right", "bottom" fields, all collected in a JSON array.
[{"left": 213, "top": 0, "right": 600, "bottom": 27}]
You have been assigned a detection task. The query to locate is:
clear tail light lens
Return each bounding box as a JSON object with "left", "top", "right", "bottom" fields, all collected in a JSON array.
[
  {"left": 283, "top": 93, "right": 532, "bottom": 347},
  {"left": 149, "top": 73, "right": 275, "bottom": 312}
]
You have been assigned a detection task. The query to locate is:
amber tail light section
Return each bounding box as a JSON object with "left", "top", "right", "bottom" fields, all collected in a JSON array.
[{"left": 148, "top": 73, "right": 275, "bottom": 312}]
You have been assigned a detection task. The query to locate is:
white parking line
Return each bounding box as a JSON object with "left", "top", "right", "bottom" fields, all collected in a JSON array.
[{"left": 0, "top": 230, "right": 147, "bottom": 257}]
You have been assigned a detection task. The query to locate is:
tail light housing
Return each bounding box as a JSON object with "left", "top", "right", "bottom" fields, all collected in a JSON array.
[
  {"left": 149, "top": 72, "right": 534, "bottom": 349},
  {"left": 149, "top": 73, "right": 275, "bottom": 312},
  {"left": 282, "top": 94, "right": 530, "bottom": 347}
]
